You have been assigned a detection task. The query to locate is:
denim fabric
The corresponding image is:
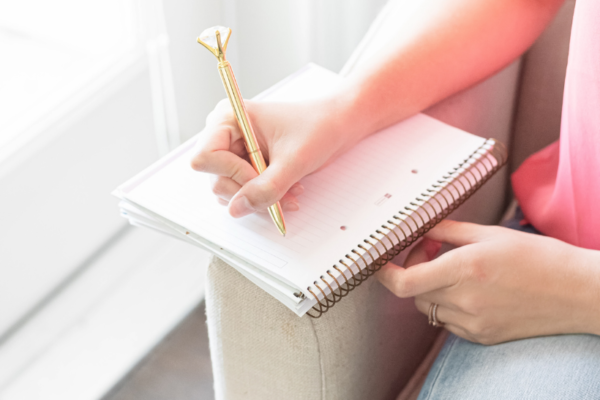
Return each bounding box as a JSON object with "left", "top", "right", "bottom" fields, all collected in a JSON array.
[{"left": 417, "top": 209, "right": 600, "bottom": 400}]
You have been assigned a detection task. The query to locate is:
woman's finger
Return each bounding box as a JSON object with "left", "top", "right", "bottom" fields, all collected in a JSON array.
[
  {"left": 191, "top": 118, "right": 259, "bottom": 186},
  {"left": 280, "top": 193, "right": 300, "bottom": 211},
  {"left": 230, "top": 138, "right": 248, "bottom": 158},
  {"left": 377, "top": 238, "right": 441, "bottom": 296},
  {"left": 376, "top": 248, "right": 463, "bottom": 298},
  {"left": 415, "top": 298, "right": 484, "bottom": 343},
  {"left": 210, "top": 175, "right": 302, "bottom": 211},
  {"left": 215, "top": 193, "right": 300, "bottom": 212},
  {"left": 210, "top": 175, "right": 242, "bottom": 201},
  {"left": 414, "top": 295, "right": 474, "bottom": 339},
  {"left": 414, "top": 297, "right": 464, "bottom": 326},
  {"left": 228, "top": 161, "right": 305, "bottom": 217},
  {"left": 415, "top": 290, "right": 457, "bottom": 311},
  {"left": 288, "top": 182, "right": 305, "bottom": 197},
  {"left": 194, "top": 105, "right": 240, "bottom": 154},
  {"left": 192, "top": 147, "right": 258, "bottom": 186},
  {"left": 424, "top": 219, "right": 491, "bottom": 247}
]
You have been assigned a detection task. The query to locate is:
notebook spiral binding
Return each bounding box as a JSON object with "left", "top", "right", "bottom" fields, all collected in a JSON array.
[{"left": 306, "top": 139, "right": 508, "bottom": 318}]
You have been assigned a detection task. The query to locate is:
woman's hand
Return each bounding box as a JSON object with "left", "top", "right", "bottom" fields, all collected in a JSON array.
[
  {"left": 190, "top": 95, "right": 364, "bottom": 218},
  {"left": 376, "top": 220, "right": 600, "bottom": 344}
]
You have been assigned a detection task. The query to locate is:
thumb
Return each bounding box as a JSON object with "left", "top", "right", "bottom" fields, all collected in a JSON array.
[
  {"left": 228, "top": 162, "right": 301, "bottom": 217},
  {"left": 424, "top": 220, "right": 489, "bottom": 247}
]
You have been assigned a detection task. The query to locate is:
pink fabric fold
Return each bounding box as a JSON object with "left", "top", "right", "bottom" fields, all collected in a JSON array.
[{"left": 512, "top": 0, "right": 600, "bottom": 250}]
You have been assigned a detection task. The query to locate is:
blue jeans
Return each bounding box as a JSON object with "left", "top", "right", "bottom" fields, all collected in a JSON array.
[{"left": 417, "top": 209, "right": 600, "bottom": 400}]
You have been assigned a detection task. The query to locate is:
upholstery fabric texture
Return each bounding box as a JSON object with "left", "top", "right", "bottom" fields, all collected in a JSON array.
[{"left": 206, "top": 256, "right": 438, "bottom": 400}]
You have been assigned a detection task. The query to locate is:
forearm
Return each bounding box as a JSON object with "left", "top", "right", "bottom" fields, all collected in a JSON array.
[{"left": 331, "top": 0, "right": 564, "bottom": 140}]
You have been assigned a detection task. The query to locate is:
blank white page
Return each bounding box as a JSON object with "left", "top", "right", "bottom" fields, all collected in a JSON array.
[{"left": 120, "top": 65, "right": 486, "bottom": 296}]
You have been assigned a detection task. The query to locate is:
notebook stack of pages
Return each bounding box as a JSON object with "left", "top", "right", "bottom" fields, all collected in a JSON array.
[{"left": 113, "top": 64, "right": 506, "bottom": 318}]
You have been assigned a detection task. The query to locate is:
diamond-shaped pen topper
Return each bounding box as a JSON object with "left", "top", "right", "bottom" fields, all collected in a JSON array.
[{"left": 197, "top": 26, "right": 232, "bottom": 60}]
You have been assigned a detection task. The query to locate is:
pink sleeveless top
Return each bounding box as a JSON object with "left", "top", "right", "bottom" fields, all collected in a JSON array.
[{"left": 511, "top": 0, "right": 600, "bottom": 250}]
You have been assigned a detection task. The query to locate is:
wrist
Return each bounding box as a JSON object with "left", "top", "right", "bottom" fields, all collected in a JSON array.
[
  {"left": 328, "top": 72, "right": 427, "bottom": 146},
  {"left": 324, "top": 83, "right": 374, "bottom": 143},
  {"left": 325, "top": 78, "right": 409, "bottom": 144},
  {"left": 587, "top": 253, "right": 600, "bottom": 336},
  {"left": 570, "top": 247, "right": 600, "bottom": 336}
]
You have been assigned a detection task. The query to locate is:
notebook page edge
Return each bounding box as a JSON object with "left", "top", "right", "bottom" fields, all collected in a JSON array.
[{"left": 118, "top": 199, "right": 307, "bottom": 310}]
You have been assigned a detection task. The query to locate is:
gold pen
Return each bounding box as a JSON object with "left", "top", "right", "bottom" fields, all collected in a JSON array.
[{"left": 197, "top": 26, "right": 286, "bottom": 236}]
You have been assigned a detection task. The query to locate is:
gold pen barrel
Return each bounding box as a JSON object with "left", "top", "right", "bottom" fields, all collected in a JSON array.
[
  {"left": 218, "top": 61, "right": 261, "bottom": 158},
  {"left": 216, "top": 60, "right": 286, "bottom": 236}
]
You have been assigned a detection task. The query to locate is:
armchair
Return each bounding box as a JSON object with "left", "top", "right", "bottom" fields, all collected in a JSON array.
[{"left": 205, "top": 1, "right": 575, "bottom": 399}]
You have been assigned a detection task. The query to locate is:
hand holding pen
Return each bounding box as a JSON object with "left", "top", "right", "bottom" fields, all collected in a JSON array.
[
  {"left": 196, "top": 26, "right": 287, "bottom": 235},
  {"left": 191, "top": 26, "right": 368, "bottom": 235}
]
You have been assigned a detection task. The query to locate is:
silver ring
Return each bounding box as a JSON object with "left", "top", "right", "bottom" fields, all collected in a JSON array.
[
  {"left": 428, "top": 302, "right": 435, "bottom": 325},
  {"left": 428, "top": 303, "right": 444, "bottom": 327}
]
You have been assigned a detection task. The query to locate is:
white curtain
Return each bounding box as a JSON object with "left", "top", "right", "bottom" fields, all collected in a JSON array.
[{"left": 160, "top": 0, "right": 388, "bottom": 142}]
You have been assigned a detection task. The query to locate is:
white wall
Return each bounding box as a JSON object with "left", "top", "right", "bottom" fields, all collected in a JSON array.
[
  {"left": 163, "top": 0, "right": 388, "bottom": 142},
  {"left": 0, "top": 69, "right": 158, "bottom": 338}
]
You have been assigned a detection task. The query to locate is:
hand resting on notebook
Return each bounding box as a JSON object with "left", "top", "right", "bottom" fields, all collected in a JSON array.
[{"left": 376, "top": 220, "right": 600, "bottom": 345}]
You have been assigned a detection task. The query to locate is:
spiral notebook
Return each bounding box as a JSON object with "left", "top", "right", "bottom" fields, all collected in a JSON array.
[{"left": 113, "top": 64, "right": 507, "bottom": 318}]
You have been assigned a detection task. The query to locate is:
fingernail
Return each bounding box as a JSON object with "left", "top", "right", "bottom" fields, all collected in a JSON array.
[
  {"left": 229, "top": 196, "right": 254, "bottom": 217},
  {"left": 425, "top": 239, "right": 442, "bottom": 260},
  {"left": 289, "top": 183, "right": 305, "bottom": 196},
  {"left": 283, "top": 201, "right": 299, "bottom": 211}
]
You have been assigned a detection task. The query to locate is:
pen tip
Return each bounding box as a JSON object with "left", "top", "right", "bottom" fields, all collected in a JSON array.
[{"left": 268, "top": 203, "right": 287, "bottom": 237}]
